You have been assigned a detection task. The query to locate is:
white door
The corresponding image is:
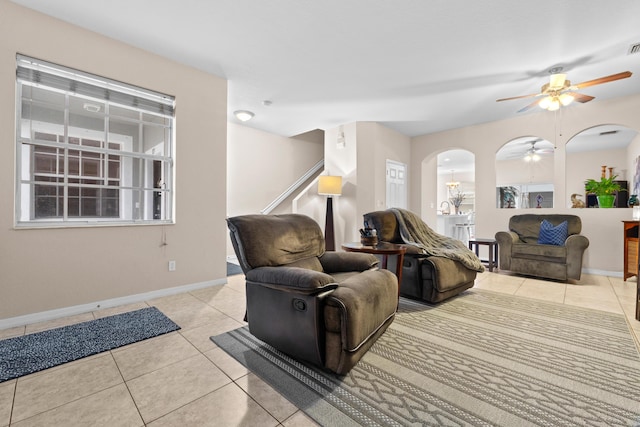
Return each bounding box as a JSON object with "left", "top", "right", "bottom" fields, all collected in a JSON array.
[{"left": 386, "top": 160, "right": 407, "bottom": 209}]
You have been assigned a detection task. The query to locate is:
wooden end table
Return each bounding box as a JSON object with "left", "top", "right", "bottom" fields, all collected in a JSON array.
[
  {"left": 468, "top": 238, "right": 498, "bottom": 272},
  {"left": 341, "top": 242, "right": 407, "bottom": 302}
]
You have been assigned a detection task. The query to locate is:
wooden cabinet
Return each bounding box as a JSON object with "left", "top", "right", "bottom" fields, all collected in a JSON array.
[{"left": 623, "top": 220, "right": 639, "bottom": 281}]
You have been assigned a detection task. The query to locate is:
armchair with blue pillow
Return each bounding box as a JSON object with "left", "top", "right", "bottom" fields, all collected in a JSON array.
[{"left": 495, "top": 214, "right": 589, "bottom": 280}]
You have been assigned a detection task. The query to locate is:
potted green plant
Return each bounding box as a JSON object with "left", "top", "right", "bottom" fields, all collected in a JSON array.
[{"left": 584, "top": 175, "right": 626, "bottom": 208}]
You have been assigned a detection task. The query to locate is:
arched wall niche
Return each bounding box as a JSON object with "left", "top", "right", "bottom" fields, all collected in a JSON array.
[
  {"left": 432, "top": 149, "right": 476, "bottom": 239},
  {"left": 495, "top": 136, "right": 555, "bottom": 209},
  {"left": 566, "top": 124, "right": 639, "bottom": 208}
]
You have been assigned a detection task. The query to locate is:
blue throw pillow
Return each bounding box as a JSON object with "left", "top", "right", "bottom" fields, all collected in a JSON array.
[{"left": 538, "top": 220, "right": 568, "bottom": 246}]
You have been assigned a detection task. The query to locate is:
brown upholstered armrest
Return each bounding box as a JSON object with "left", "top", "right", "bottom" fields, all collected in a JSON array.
[
  {"left": 319, "top": 252, "right": 379, "bottom": 273},
  {"left": 246, "top": 266, "right": 338, "bottom": 293},
  {"left": 495, "top": 231, "right": 519, "bottom": 270},
  {"left": 565, "top": 234, "right": 589, "bottom": 250},
  {"left": 495, "top": 231, "right": 519, "bottom": 246}
]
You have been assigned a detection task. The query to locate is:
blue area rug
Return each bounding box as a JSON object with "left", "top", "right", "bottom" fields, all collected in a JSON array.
[{"left": 0, "top": 306, "right": 180, "bottom": 382}]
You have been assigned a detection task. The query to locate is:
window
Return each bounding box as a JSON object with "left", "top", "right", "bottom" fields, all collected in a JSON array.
[{"left": 16, "top": 55, "right": 175, "bottom": 227}]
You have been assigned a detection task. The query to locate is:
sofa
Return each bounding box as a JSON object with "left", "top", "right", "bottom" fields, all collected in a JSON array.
[
  {"left": 226, "top": 213, "right": 398, "bottom": 375},
  {"left": 363, "top": 209, "right": 479, "bottom": 303},
  {"left": 495, "top": 214, "right": 589, "bottom": 281}
]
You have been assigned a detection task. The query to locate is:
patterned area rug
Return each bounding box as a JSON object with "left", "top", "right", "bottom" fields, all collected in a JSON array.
[
  {"left": 0, "top": 307, "right": 179, "bottom": 382},
  {"left": 212, "top": 289, "right": 640, "bottom": 426}
]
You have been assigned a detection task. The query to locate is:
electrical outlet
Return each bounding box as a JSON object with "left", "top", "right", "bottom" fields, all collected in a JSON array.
[{"left": 168, "top": 260, "right": 176, "bottom": 271}]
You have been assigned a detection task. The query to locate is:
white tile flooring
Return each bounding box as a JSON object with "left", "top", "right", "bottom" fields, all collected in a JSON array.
[{"left": 1, "top": 270, "right": 639, "bottom": 426}]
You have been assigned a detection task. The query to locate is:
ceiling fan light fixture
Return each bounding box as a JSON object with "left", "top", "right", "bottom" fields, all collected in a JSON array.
[
  {"left": 538, "top": 97, "right": 552, "bottom": 110},
  {"left": 524, "top": 152, "right": 540, "bottom": 162},
  {"left": 547, "top": 98, "right": 560, "bottom": 111},
  {"left": 559, "top": 93, "right": 574, "bottom": 106}
]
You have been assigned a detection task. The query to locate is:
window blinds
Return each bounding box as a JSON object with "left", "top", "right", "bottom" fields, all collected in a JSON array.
[{"left": 16, "top": 54, "right": 175, "bottom": 117}]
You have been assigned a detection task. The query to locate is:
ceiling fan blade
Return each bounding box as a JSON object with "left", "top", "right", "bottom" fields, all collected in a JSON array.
[
  {"left": 496, "top": 92, "right": 540, "bottom": 102},
  {"left": 517, "top": 99, "right": 540, "bottom": 113},
  {"left": 571, "top": 93, "right": 595, "bottom": 103},
  {"left": 573, "top": 71, "right": 632, "bottom": 89}
]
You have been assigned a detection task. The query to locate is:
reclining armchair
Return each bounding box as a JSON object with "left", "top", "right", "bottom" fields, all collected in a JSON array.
[
  {"left": 227, "top": 213, "right": 398, "bottom": 375},
  {"left": 363, "top": 209, "right": 479, "bottom": 303},
  {"left": 495, "top": 214, "right": 589, "bottom": 281}
]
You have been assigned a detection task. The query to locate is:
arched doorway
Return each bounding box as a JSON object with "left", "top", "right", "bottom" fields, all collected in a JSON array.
[
  {"left": 496, "top": 136, "right": 554, "bottom": 209},
  {"left": 566, "top": 124, "right": 639, "bottom": 208},
  {"left": 436, "top": 149, "right": 475, "bottom": 243}
]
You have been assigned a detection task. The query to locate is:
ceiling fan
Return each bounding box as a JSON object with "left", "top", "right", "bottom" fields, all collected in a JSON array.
[
  {"left": 497, "top": 71, "right": 632, "bottom": 113},
  {"left": 522, "top": 140, "right": 553, "bottom": 162},
  {"left": 497, "top": 138, "right": 554, "bottom": 162}
]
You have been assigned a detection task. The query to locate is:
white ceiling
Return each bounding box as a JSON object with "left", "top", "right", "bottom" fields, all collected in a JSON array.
[{"left": 10, "top": 0, "right": 640, "bottom": 138}]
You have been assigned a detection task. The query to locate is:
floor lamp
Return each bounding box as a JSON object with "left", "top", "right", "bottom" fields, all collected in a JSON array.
[{"left": 318, "top": 175, "right": 342, "bottom": 251}]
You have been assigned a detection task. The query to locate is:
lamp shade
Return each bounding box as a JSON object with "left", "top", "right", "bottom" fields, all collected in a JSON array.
[{"left": 318, "top": 175, "right": 342, "bottom": 196}]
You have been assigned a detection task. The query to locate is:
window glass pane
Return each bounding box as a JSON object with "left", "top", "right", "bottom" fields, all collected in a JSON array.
[
  {"left": 110, "top": 105, "right": 140, "bottom": 120},
  {"left": 17, "top": 55, "right": 174, "bottom": 226},
  {"left": 142, "top": 113, "right": 169, "bottom": 125},
  {"left": 82, "top": 158, "right": 101, "bottom": 177},
  {"left": 108, "top": 116, "right": 137, "bottom": 154},
  {"left": 69, "top": 95, "right": 104, "bottom": 134},
  {"left": 142, "top": 123, "right": 168, "bottom": 155}
]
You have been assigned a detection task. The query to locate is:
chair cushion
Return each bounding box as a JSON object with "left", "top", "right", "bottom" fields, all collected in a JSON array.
[
  {"left": 227, "top": 214, "right": 324, "bottom": 269},
  {"left": 512, "top": 242, "right": 566, "bottom": 261},
  {"left": 538, "top": 220, "right": 568, "bottom": 246}
]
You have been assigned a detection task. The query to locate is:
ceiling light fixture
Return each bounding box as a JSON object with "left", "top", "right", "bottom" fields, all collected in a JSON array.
[
  {"left": 446, "top": 170, "right": 459, "bottom": 189},
  {"left": 234, "top": 110, "right": 254, "bottom": 121},
  {"left": 523, "top": 147, "right": 541, "bottom": 162},
  {"left": 537, "top": 72, "right": 574, "bottom": 111}
]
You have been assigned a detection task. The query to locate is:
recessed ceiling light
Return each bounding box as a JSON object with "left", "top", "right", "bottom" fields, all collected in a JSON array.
[{"left": 234, "top": 110, "right": 254, "bottom": 121}]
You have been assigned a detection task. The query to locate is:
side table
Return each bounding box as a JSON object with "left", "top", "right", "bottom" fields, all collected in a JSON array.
[
  {"left": 468, "top": 238, "right": 498, "bottom": 272},
  {"left": 341, "top": 242, "right": 406, "bottom": 302}
]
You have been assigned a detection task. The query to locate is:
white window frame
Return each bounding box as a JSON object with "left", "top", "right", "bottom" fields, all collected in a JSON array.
[{"left": 15, "top": 55, "right": 175, "bottom": 228}]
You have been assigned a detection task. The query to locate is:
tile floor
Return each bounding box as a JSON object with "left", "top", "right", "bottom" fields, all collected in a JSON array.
[{"left": 1, "top": 270, "right": 639, "bottom": 426}]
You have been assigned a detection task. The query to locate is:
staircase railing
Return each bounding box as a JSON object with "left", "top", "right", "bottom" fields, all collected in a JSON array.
[{"left": 260, "top": 159, "right": 324, "bottom": 214}]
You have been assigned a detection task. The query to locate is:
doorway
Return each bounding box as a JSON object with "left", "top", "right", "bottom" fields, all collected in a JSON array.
[{"left": 386, "top": 160, "right": 407, "bottom": 209}]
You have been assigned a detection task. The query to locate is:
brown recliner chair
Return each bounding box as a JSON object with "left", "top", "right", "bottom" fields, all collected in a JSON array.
[
  {"left": 363, "top": 210, "right": 478, "bottom": 303},
  {"left": 226, "top": 213, "right": 398, "bottom": 375},
  {"left": 495, "top": 214, "right": 589, "bottom": 281}
]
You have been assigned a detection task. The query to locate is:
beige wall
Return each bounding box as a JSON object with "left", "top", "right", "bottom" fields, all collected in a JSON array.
[
  {"left": 1, "top": 2, "right": 228, "bottom": 322},
  {"left": 411, "top": 93, "right": 640, "bottom": 274},
  {"left": 226, "top": 123, "right": 324, "bottom": 256},
  {"left": 226, "top": 123, "right": 323, "bottom": 218},
  {"left": 323, "top": 121, "right": 411, "bottom": 249}
]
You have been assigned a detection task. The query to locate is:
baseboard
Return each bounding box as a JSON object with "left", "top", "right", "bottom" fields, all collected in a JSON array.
[
  {"left": 582, "top": 268, "right": 623, "bottom": 278},
  {"left": 0, "top": 278, "right": 227, "bottom": 331}
]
